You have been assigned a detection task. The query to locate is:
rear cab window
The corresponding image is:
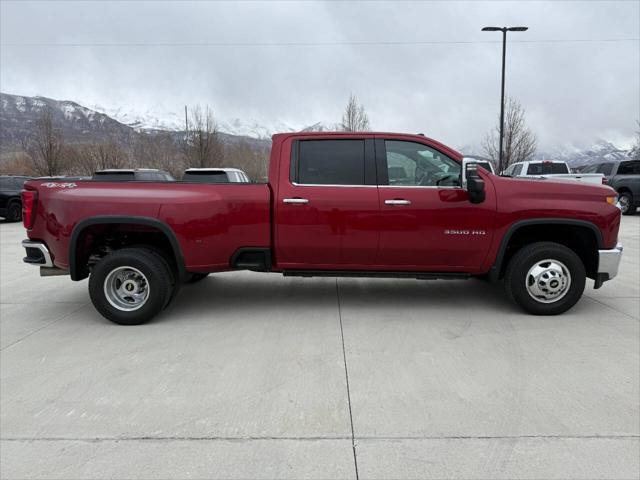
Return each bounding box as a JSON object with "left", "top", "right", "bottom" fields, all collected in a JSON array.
[
  {"left": 617, "top": 161, "right": 640, "bottom": 175},
  {"left": 93, "top": 172, "right": 135, "bottom": 181},
  {"left": 526, "top": 162, "right": 569, "bottom": 175},
  {"left": 183, "top": 171, "right": 230, "bottom": 183},
  {"left": 291, "top": 139, "right": 371, "bottom": 185}
]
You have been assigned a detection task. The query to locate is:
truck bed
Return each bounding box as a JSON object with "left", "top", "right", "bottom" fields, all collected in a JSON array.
[{"left": 24, "top": 180, "right": 272, "bottom": 271}]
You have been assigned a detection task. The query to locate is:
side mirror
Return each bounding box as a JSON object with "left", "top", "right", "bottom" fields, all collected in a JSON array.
[{"left": 461, "top": 159, "right": 486, "bottom": 204}]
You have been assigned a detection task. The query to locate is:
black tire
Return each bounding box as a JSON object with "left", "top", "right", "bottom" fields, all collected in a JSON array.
[
  {"left": 128, "top": 245, "right": 180, "bottom": 309},
  {"left": 185, "top": 273, "right": 209, "bottom": 284},
  {"left": 619, "top": 192, "right": 635, "bottom": 215},
  {"left": 6, "top": 202, "right": 21, "bottom": 222},
  {"left": 89, "top": 248, "right": 173, "bottom": 325},
  {"left": 504, "top": 241, "right": 586, "bottom": 315}
]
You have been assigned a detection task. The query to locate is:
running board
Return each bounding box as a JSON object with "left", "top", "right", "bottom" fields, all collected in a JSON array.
[{"left": 282, "top": 270, "right": 470, "bottom": 280}]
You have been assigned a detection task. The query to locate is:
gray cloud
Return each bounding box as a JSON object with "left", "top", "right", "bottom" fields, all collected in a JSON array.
[{"left": 1, "top": 0, "right": 638, "bottom": 148}]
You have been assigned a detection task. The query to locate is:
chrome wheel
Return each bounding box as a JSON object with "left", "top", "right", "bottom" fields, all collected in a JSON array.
[
  {"left": 103, "top": 266, "right": 150, "bottom": 311},
  {"left": 619, "top": 195, "right": 630, "bottom": 214},
  {"left": 525, "top": 259, "right": 571, "bottom": 304}
]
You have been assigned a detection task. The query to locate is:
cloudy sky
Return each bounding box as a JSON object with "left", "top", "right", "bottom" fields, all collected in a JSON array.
[{"left": 1, "top": 0, "right": 638, "bottom": 149}]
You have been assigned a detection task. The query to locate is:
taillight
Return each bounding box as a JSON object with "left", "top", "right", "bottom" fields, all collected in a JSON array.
[{"left": 21, "top": 190, "right": 38, "bottom": 229}]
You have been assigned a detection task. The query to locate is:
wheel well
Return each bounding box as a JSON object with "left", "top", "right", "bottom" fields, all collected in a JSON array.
[
  {"left": 72, "top": 223, "right": 180, "bottom": 281},
  {"left": 498, "top": 224, "right": 599, "bottom": 279},
  {"left": 617, "top": 187, "right": 633, "bottom": 196}
]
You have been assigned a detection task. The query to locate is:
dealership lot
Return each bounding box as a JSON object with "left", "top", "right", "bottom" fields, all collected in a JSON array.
[{"left": 1, "top": 218, "right": 638, "bottom": 479}]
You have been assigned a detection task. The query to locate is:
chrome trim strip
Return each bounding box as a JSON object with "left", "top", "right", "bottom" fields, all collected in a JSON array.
[
  {"left": 21, "top": 240, "right": 54, "bottom": 268},
  {"left": 291, "top": 182, "right": 377, "bottom": 188},
  {"left": 598, "top": 242, "right": 623, "bottom": 280},
  {"left": 378, "top": 185, "right": 461, "bottom": 189},
  {"left": 290, "top": 182, "right": 461, "bottom": 189},
  {"left": 282, "top": 198, "right": 309, "bottom": 204}
]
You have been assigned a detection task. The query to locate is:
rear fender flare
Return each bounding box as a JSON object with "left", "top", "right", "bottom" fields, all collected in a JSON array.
[{"left": 69, "top": 216, "right": 185, "bottom": 281}]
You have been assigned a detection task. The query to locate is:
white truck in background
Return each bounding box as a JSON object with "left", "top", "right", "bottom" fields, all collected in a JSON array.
[{"left": 503, "top": 160, "right": 604, "bottom": 185}]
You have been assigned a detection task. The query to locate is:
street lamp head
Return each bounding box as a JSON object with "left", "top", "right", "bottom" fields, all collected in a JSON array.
[
  {"left": 508, "top": 26, "right": 529, "bottom": 31},
  {"left": 482, "top": 27, "right": 503, "bottom": 32}
]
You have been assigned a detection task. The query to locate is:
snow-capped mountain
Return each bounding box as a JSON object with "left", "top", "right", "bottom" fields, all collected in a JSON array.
[
  {"left": 533, "top": 140, "right": 631, "bottom": 166},
  {"left": 89, "top": 102, "right": 302, "bottom": 139},
  {"left": 1, "top": 93, "right": 137, "bottom": 149},
  {"left": 88, "top": 102, "right": 342, "bottom": 139},
  {"left": 2, "top": 92, "right": 635, "bottom": 166},
  {"left": 90, "top": 103, "right": 185, "bottom": 132},
  {"left": 460, "top": 139, "right": 634, "bottom": 167}
]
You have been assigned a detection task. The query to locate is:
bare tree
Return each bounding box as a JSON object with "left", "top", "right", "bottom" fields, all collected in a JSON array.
[
  {"left": 224, "top": 140, "right": 270, "bottom": 182},
  {"left": 341, "top": 93, "right": 370, "bottom": 132},
  {"left": 73, "top": 141, "right": 129, "bottom": 175},
  {"left": 134, "top": 133, "right": 185, "bottom": 178},
  {"left": 184, "top": 105, "right": 224, "bottom": 168},
  {"left": 482, "top": 97, "right": 537, "bottom": 171},
  {"left": 631, "top": 120, "right": 640, "bottom": 160},
  {"left": 21, "top": 107, "right": 66, "bottom": 176},
  {"left": 0, "top": 152, "right": 37, "bottom": 175}
]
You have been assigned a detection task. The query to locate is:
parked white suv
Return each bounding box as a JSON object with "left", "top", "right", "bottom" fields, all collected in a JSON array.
[{"left": 503, "top": 160, "right": 604, "bottom": 185}]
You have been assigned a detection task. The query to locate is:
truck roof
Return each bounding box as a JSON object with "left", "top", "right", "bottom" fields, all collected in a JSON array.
[{"left": 271, "top": 131, "right": 463, "bottom": 160}]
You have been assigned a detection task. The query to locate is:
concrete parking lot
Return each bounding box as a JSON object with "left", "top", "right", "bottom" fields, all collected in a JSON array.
[{"left": 1, "top": 218, "right": 638, "bottom": 479}]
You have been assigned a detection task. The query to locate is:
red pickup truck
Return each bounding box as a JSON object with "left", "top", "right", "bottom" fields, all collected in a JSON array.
[{"left": 21, "top": 132, "right": 623, "bottom": 325}]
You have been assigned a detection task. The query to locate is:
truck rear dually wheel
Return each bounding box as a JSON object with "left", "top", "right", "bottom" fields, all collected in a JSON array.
[
  {"left": 505, "top": 242, "right": 586, "bottom": 315},
  {"left": 89, "top": 248, "right": 174, "bottom": 325}
]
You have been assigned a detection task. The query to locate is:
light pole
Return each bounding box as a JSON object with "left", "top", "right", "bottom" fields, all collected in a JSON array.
[{"left": 482, "top": 26, "right": 528, "bottom": 174}]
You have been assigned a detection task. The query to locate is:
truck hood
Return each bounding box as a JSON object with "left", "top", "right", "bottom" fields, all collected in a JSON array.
[{"left": 492, "top": 174, "right": 616, "bottom": 196}]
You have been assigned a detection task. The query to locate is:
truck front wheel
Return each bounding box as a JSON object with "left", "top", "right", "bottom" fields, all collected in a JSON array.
[
  {"left": 89, "top": 248, "right": 174, "bottom": 325},
  {"left": 504, "top": 242, "right": 586, "bottom": 315}
]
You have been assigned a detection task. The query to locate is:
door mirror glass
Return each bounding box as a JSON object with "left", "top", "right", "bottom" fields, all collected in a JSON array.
[{"left": 462, "top": 159, "right": 486, "bottom": 204}]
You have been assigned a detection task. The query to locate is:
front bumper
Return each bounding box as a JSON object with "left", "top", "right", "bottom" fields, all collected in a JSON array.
[
  {"left": 22, "top": 240, "right": 54, "bottom": 268},
  {"left": 595, "top": 242, "right": 623, "bottom": 288}
]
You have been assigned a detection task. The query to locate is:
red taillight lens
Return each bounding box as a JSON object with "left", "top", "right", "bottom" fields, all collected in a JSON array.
[{"left": 21, "top": 190, "right": 38, "bottom": 229}]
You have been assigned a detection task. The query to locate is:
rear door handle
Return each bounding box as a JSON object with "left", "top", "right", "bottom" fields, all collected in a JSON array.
[
  {"left": 384, "top": 199, "right": 411, "bottom": 205},
  {"left": 283, "top": 198, "right": 309, "bottom": 204}
]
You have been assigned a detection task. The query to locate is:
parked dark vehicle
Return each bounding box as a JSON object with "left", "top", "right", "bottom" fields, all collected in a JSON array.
[
  {"left": 93, "top": 169, "right": 175, "bottom": 182},
  {"left": 0, "top": 175, "right": 30, "bottom": 221},
  {"left": 582, "top": 160, "right": 640, "bottom": 214}
]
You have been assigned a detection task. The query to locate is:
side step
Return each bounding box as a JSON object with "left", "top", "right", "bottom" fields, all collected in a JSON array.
[{"left": 282, "top": 270, "right": 470, "bottom": 280}]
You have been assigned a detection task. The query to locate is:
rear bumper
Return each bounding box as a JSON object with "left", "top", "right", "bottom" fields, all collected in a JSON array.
[
  {"left": 594, "top": 242, "right": 623, "bottom": 288},
  {"left": 22, "top": 240, "right": 54, "bottom": 268}
]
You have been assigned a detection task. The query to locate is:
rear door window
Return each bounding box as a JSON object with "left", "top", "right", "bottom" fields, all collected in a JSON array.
[{"left": 296, "top": 140, "right": 365, "bottom": 185}]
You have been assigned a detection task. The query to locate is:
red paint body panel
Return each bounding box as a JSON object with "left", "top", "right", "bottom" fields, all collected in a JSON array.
[
  {"left": 24, "top": 132, "right": 621, "bottom": 276},
  {"left": 25, "top": 182, "right": 271, "bottom": 270}
]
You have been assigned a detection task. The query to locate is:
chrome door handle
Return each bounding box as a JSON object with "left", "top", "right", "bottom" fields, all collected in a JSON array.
[
  {"left": 384, "top": 199, "right": 411, "bottom": 205},
  {"left": 283, "top": 198, "right": 309, "bottom": 204}
]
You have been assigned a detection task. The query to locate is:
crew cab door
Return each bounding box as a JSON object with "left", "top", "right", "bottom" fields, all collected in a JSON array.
[
  {"left": 275, "top": 137, "right": 380, "bottom": 268},
  {"left": 375, "top": 138, "right": 495, "bottom": 270}
]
